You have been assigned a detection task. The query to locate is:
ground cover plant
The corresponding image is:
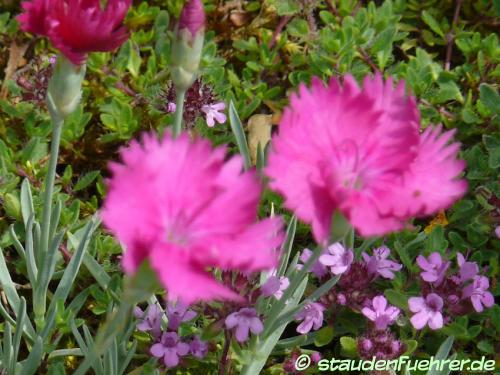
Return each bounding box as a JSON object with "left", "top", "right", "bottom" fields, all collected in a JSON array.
[{"left": 0, "top": 0, "right": 498, "bottom": 374}]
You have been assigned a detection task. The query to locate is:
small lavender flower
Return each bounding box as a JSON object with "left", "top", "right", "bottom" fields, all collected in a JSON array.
[
  {"left": 150, "top": 332, "right": 190, "bottom": 368},
  {"left": 408, "top": 293, "right": 444, "bottom": 330},
  {"left": 167, "top": 102, "right": 176, "bottom": 113},
  {"left": 166, "top": 301, "right": 197, "bottom": 331},
  {"left": 496, "top": 226, "right": 500, "bottom": 238},
  {"left": 416, "top": 252, "right": 450, "bottom": 285},
  {"left": 319, "top": 243, "right": 354, "bottom": 275},
  {"left": 134, "top": 304, "right": 162, "bottom": 338},
  {"left": 456, "top": 253, "right": 479, "bottom": 283},
  {"left": 189, "top": 336, "right": 208, "bottom": 359},
  {"left": 201, "top": 102, "right": 227, "bottom": 127},
  {"left": 361, "top": 296, "right": 400, "bottom": 330},
  {"left": 225, "top": 308, "right": 264, "bottom": 342},
  {"left": 261, "top": 275, "right": 290, "bottom": 300},
  {"left": 297, "top": 248, "right": 328, "bottom": 278},
  {"left": 295, "top": 302, "right": 325, "bottom": 334},
  {"left": 362, "top": 246, "right": 402, "bottom": 279},
  {"left": 462, "top": 275, "right": 494, "bottom": 313}
]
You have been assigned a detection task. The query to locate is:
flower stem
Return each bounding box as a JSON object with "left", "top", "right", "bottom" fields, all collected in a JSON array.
[
  {"left": 34, "top": 115, "right": 63, "bottom": 327},
  {"left": 173, "top": 89, "right": 186, "bottom": 137},
  {"left": 219, "top": 329, "right": 231, "bottom": 375}
]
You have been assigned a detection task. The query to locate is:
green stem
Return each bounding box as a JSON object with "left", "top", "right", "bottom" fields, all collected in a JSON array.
[
  {"left": 173, "top": 89, "right": 186, "bottom": 137},
  {"left": 34, "top": 116, "right": 63, "bottom": 328}
]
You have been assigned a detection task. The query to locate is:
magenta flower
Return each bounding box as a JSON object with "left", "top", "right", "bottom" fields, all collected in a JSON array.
[
  {"left": 416, "top": 253, "right": 450, "bottom": 285},
  {"left": 361, "top": 296, "right": 400, "bottom": 330},
  {"left": 167, "top": 102, "right": 177, "bottom": 113},
  {"left": 297, "top": 248, "right": 328, "bottom": 278},
  {"left": 178, "top": 0, "right": 206, "bottom": 37},
  {"left": 408, "top": 293, "right": 444, "bottom": 330},
  {"left": 134, "top": 304, "right": 162, "bottom": 338},
  {"left": 18, "top": 0, "right": 131, "bottom": 65},
  {"left": 462, "top": 276, "right": 494, "bottom": 313},
  {"left": 362, "top": 246, "right": 402, "bottom": 279},
  {"left": 166, "top": 301, "right": 197, "bottom": 331},
  {"left": 456, "top": 253, "right": 479, "bottom": 283},
  {"left": 202, "top": 102, "right": 227, "bottom": 127},
  {"left": 266, "top": 73, "right": 467, "bottom": 242},
  {"left": 319, "top": 243, "right": 354, "bottom": 275},
  {"left": 495, "top": 226, "right": 500, "bottom": 238},
  {"left": 261, "top": 274, "right": 290, "bottom": 300},
  {"left": 225, "top": 308, "right": 264, "bottom": 342},
  {"left": 295, "top": 302, "right": 325, "bottom": 334},
  {"left": 150, "top": 332, "right": 190, "bottom": 368},
  {"left": 101, "top": 132, "right": 284, "bottom": 304},
  {"left": 189, "top": 336, "right": 208, "bottom": 359}
]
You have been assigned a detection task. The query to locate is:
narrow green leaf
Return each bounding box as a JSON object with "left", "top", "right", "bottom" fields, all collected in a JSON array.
[
  {"left": 0, "top": 246, "right": 21, "bottom": 314},
  {"left": 83, "top": 252, "right": 111, "bottom": 290},
  {"left": 38, "top": 230, "right": 65, "bottom": 294},
  {"left": 118, "top": 341, "right": 137, "bottom": 375},
  {"left": 241, "top": 277, "right": 308, "bottom": 375},
  {"left": 9, "top": 225, "right": 26, "bottom": 261},
  {"left": 20, "top": 179, "right": 35, "bottom": 228},
  {"left": 422, "top": 10, "right": 445, "bottom": 37},
  {"left": 48, "top": 218, "right": 98, "bottom": 315},
  {"left": 48, "top": 348, "right": 84, "bottom": 359},
  {"left": 278, "top": 216, "right": 297, "bottom": 276},
  {"left": 24, "top": 215, "right": 38, "bottom": 286},
  {"left": 20, "top": 336, "right": 43, "bottom": 375},
  {"left": 49, "top": 199, "right": 63, "bottom": 241},
  {"left": 74, "top": 171, "right": 100, "bottom": 192},
  {"left": 4, "top": 322, "right": 12, "bottom": 372},
  {"left": 11, "top": 298, "right": 27, "bottom": 374},
  {"left": 426, "top": 336, "right": 455, "bottom": 375},
  {"left": 479, "top": 83, "right": 500, "bottom": 115},
  {"left": 229, "top": 101, "right": 252, "bottom": 170}
]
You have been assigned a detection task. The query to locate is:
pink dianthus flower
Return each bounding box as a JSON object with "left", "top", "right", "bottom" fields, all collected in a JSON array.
[
  {"left": 102, "top": 132, "right": 284, "bottom": 304},
  {"left": 18, "top": 0, "right": 131, "bottom": 65},
  {"left": 266, "top": 73, "right": 467, "bottom": 242}
]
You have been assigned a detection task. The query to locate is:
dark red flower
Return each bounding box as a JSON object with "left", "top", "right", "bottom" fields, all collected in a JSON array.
[{"left": 18, "top": 0, "right": 131, "bottom": 65}]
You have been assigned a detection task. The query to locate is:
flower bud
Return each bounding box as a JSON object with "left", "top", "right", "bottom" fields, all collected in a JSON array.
[
  {"left": 178, "top": 0, "right": 205, "bottom": 37},
  {"left": 170, "top": 0, "right": 205, "bottom": 92},
  {"left": 47, "top": 55, "right": 85, "bottom": 119}
]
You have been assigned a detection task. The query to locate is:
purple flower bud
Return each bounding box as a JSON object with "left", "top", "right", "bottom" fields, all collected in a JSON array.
[
  {"left": 166, "top": 301, "right": 197, "bottom": 331},
  {"left": 178, "top": 0, "right": 205, "bottom": 37},
  {"left": 311, "top": 351, "right": 322, "bottom": 363},
  {"left": 336, "top": 293, "right": 347, "bottom": 305},
  {"left": 134, "top": 304, "right": 162, "bottom": 339},
  {"left": 297, "top": 248, "right": 328, "bottom": 278},
  {"left": 261, "top": 274, "right": 289, "bottom": 300},
  {"left": 361, "top": 339, "right": 373, "bottom": 351},
  {"left": 189, "top": 336, "right": 208, "bottom": 359}
]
